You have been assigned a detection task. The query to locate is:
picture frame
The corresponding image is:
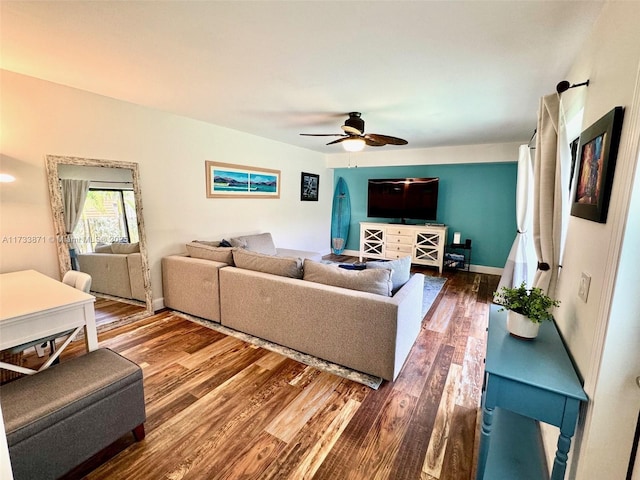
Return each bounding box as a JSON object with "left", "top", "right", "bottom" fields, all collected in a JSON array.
[
  {"left": 300, "top": 172, "right": 319, "bottom": 201},
  {"left": 568, "top": 136, "right": 580, "bottom": 196},
  {"left": 570, "top": 106, "right": 624, "bottom": 223},
  {"left": 205, "top": 161, "right": 280, "bottom": 199}
]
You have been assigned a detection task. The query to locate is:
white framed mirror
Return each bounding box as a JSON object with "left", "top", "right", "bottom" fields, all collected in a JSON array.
[{"left": 45, "top": 155, "right": 153, "bottom": 326}]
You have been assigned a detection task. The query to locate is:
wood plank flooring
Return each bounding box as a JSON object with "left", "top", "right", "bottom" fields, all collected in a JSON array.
[
  {"left": 93, "top": 296, "right": 147, "bottom": 328},
  {"left": 18, "top": 264, "right": 498, "bottom": 480}
]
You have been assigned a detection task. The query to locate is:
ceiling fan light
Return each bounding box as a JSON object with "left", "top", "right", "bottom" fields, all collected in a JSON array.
[{"left": 342, "top": 138, "right": 365, "bottom": 152}]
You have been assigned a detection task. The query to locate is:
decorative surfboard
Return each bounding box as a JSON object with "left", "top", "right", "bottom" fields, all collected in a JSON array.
[{"left": 331, "top": 177, "right": 351, "bottom": 254}]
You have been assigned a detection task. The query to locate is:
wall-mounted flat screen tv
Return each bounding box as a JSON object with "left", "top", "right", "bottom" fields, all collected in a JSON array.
[{"left": 367, "top": 177, "right": 439, "bottom": 221}]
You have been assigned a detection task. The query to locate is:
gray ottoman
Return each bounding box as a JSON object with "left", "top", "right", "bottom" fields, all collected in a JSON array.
[{"left": 2, "top": 348, "right": 146, "bottom": 480}]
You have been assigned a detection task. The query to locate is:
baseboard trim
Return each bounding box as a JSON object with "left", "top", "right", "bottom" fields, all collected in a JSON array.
[
  {"left": 152, "top": 297, "right": 165, "bottom": 312},
  {"left": 469, "top": 264, "right": 503, "bottom": 275}
]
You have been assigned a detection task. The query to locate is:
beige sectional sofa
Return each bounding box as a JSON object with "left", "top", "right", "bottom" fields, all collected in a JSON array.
[
  {"left": 162, "top": 233, "right": 424, "bottom": 381},
  {"left": 77, "top": 242, "right": 145, "bottom": 302}
]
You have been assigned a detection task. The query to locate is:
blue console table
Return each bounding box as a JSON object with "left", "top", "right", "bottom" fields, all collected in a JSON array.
[{"left": 476, "top": 305, "right": 588, "bottom": 480}]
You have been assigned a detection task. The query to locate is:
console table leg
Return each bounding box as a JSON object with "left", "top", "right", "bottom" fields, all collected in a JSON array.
[
  {"left": 476, "top": 404, "right": 495, "bottom": 480},
  {"left": 551, "top": 433, "right": 572, "bottom": 480}
]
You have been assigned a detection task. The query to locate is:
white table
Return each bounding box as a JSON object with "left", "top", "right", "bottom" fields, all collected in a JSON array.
[{"left": 0, "top": 270, "right": 97, "bottom": 374}]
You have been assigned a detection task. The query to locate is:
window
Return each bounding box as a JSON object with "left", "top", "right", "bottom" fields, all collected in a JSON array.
[{"left": 73, "top": 189, "right": 139, "bottom": 253}]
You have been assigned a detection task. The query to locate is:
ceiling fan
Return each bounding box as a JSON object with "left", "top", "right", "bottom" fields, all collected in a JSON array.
[{"left": 300, "top": 112, "right": 408, "bottom": 151}]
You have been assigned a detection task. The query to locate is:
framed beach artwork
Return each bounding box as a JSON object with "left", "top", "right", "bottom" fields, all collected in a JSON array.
[
  {"left": 300, "top": 172, "right": 319, "bottom": 201},
  {"left": 205, "top": 161, "right": 281, "bottom": 199},
  {"left": 570, "top": 106, "right": 624, "bottom": 223}
]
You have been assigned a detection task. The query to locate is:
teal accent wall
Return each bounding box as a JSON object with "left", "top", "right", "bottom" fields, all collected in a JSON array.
[{"left": 334, "top": 163, "right": 517, "bottom": 268}]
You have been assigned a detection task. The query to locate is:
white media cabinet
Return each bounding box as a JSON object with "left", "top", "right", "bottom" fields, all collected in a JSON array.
[{"left": 359, "top": 222, "right": 449, "bottom": 273}]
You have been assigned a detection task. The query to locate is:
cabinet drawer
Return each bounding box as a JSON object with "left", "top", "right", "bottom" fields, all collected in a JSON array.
[
  {"left": 386, "top": 234, "right": 413, "bottom": 245},
  {"left": 385, "top": 243, "right": 412, "bottom": 254},
  {"left": 386, "top": 227, "right": 414, "bottom": 236},
  {"left": 385, "top": 252, "right": 411, "bottom": 260}
]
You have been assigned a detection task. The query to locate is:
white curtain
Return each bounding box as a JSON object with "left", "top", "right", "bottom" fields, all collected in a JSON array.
[
  {"left": 61, "top": 179, "right": 90, "bottom": 264},
  {"left": 557, "top": 99, "right": 574, "bottom": 272},
  {"left": 533, "top": 94, "right": 564, "bottom": 295},
  {"left": 497, "top": 144, "right": 536, "bottom": 291}
]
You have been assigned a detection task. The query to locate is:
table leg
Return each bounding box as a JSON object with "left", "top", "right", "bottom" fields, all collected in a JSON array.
[
  {"left": 83, "top": 303, "right": 99, "bottom": 351},
  {"left": 551, "top": 432, "right": 572, "bottom": 480},
  {"left": 476, "top": 403, "right": 495, "bottom": 480}
]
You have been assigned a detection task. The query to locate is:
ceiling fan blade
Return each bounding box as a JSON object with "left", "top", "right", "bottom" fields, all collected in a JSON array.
[
  {"left": 326, "top": 137, "right": 350, "bottom": 145},
  {"left": 364, "top": 137, "right": 385, "bottom": 147},
  {"left": 365, "top": 133, "right": 408, "bottom": 145},
  {"left": 300, "top": 133, "right": 346, "bottom": 137}
]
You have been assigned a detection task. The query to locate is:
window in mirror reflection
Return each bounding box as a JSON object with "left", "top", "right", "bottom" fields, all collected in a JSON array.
[{"left": 73, "top": 189, "right": 139, "bottom": 254}]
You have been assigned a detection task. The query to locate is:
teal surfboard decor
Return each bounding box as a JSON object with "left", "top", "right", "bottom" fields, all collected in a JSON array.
[{"left": 331, "top": 177, "right": 351, "bottom": 254}]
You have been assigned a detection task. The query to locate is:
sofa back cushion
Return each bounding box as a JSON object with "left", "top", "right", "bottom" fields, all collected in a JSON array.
[
  {"left": 192, "top": 240, "right": 220, "bottom": 247},
  {"left": 303, "top": 260, "right": 392, "bottom": 297},
  {"left": 232, "top": 249, "right": 303, "bottom": 279},
  {"left": 229, "top": 233, "right": 277, "bottom": 256},
  {"left": 94, "top": 244, "right": 112, "bottom": 253},
  {"left": 111, "top": 242, "right": 140, "bottom": 254},
  {"left": 186, "top": 242, "right": 235, "bottom": 265},
  {"left": 367, "top": 255, "right": 412, "bottom": 294}
]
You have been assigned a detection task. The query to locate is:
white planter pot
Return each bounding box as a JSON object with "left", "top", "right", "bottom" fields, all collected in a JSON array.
[{"left": 506, "top": 311, "right": 540, "bottom": 340}]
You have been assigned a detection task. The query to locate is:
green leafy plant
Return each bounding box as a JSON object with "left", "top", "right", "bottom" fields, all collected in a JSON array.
[{"left": 494, "top": 282, "right": 560, "bottom": 324}]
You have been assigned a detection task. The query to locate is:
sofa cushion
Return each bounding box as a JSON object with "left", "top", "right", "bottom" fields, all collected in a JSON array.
[
  {"left": 367, "top": 255, "right": 412, "bottom": 293},
  {"left": 186, "top": 242, "right": 235, "bottom": 265},
  {"left": 111, "top": 242, "right": 140, "bottom": 254},
  {"left": 192, "top": 240, "right": 220, "bottom": 247},
  {"left": 276, "top": 248, "right": 323, "bottom": 261},
  {"left": 303, "top": 259, "right": 392, "bottom": 296},
  {"left": 232, "top": 249, "right": 303, "bottom": 279},
  {"left": 229, "top": 233, "right": 277, "bottom": 256},
  {"left": 94, "top": 244, "right": 112, "bottom": 253}
]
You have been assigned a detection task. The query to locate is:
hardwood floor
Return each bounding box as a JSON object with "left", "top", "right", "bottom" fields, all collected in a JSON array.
[
  {"left": 38, "top": 265, "right": 498, "bottom": 480},
  {"left": 94, "top": 296, "right": 147, "bottom": 328}
]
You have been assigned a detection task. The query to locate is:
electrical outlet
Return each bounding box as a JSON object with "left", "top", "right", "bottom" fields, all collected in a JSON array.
[{"left": 578, "top": 273, "right": 591, "bottom": 302}]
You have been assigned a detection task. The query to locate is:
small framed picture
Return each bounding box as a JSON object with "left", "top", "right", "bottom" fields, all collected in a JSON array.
[
  {"left": 570, "top": 106, "right": 624, "bottom": 223},
  {"left": 300, "top": 172, "right": 319, "bottom": 201}
]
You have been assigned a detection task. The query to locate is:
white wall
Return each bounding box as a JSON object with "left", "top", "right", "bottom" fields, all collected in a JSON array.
[
  {"left": 540, "top": 3, "right": 640, "bottom": 479},
  {"left": 326, "top": 141, "right": 522, "bottom": 168},
  {"left": 0, "top": 70, "right": 331, "bottom": 301}
]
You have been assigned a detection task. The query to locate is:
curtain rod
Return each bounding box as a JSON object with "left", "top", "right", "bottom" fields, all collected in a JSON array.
[
  {"left": 89, "top": 180, "right": 133, "bottom": 184},
  {"left": 528, "top": 129, "right": 537, "bottom": 149},
  {"left": 556, "top": 79, "right": 590, "bottom": 94},
  {"left": 59, "top": 179, "right": 132, "bottom": 184}
]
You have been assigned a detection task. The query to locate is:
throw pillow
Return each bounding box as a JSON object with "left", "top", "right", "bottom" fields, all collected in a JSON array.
[
  {"left": 229, "top": 237, "right": 248, "bottom": 249},
  {"left": 367, "top": 255, "right": 412, "bottom": 293},
  {"left": 232, "top": 249, "right": 303, "bottom": 279},
  {"left": 303, "top": 259, "right": 392, "bottom": 297},
  {"left": 219, "top": 239, "right": 232, "bottom": 247},
  {"left": 93, "top": 243, "right": 112, "bottom": 253},
  {"left": 185, "top": 242, "right": 235, "bottom": 265},
  {"left": 230, "top": 233, "right": 277, "bottom": 256},
  {"left": 111, "top": 242, "right": 140, "bottom": 254}
]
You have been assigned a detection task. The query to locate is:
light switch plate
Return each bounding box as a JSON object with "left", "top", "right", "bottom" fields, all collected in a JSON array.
[{"left": 578, "top": 273, "right": 591, "bottom": 302}]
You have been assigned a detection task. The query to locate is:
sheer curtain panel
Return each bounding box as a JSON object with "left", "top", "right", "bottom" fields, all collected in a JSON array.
[
  {"left": 497, "top": 145, "right": 536, "bottom": 292},
  {"left": 61, "top": 179, "right": 90, "bottom": 268}
]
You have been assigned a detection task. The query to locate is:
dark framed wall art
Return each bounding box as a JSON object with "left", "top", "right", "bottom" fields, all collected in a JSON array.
[
  {"left": 300, "top": 172, "right": 319, "bottom": 201},
  {"left": 570, "top": 106, "right": 624, "bottom": 223}
]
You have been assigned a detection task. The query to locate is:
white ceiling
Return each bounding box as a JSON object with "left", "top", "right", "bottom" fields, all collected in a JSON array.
[{"left": 0, "top": 1, "right": 605, "bottom": 154}]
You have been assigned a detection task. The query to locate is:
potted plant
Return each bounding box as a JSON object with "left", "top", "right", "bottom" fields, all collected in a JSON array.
[{"left": 493, "top": 282, "right": 560, "bottom": 339}]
